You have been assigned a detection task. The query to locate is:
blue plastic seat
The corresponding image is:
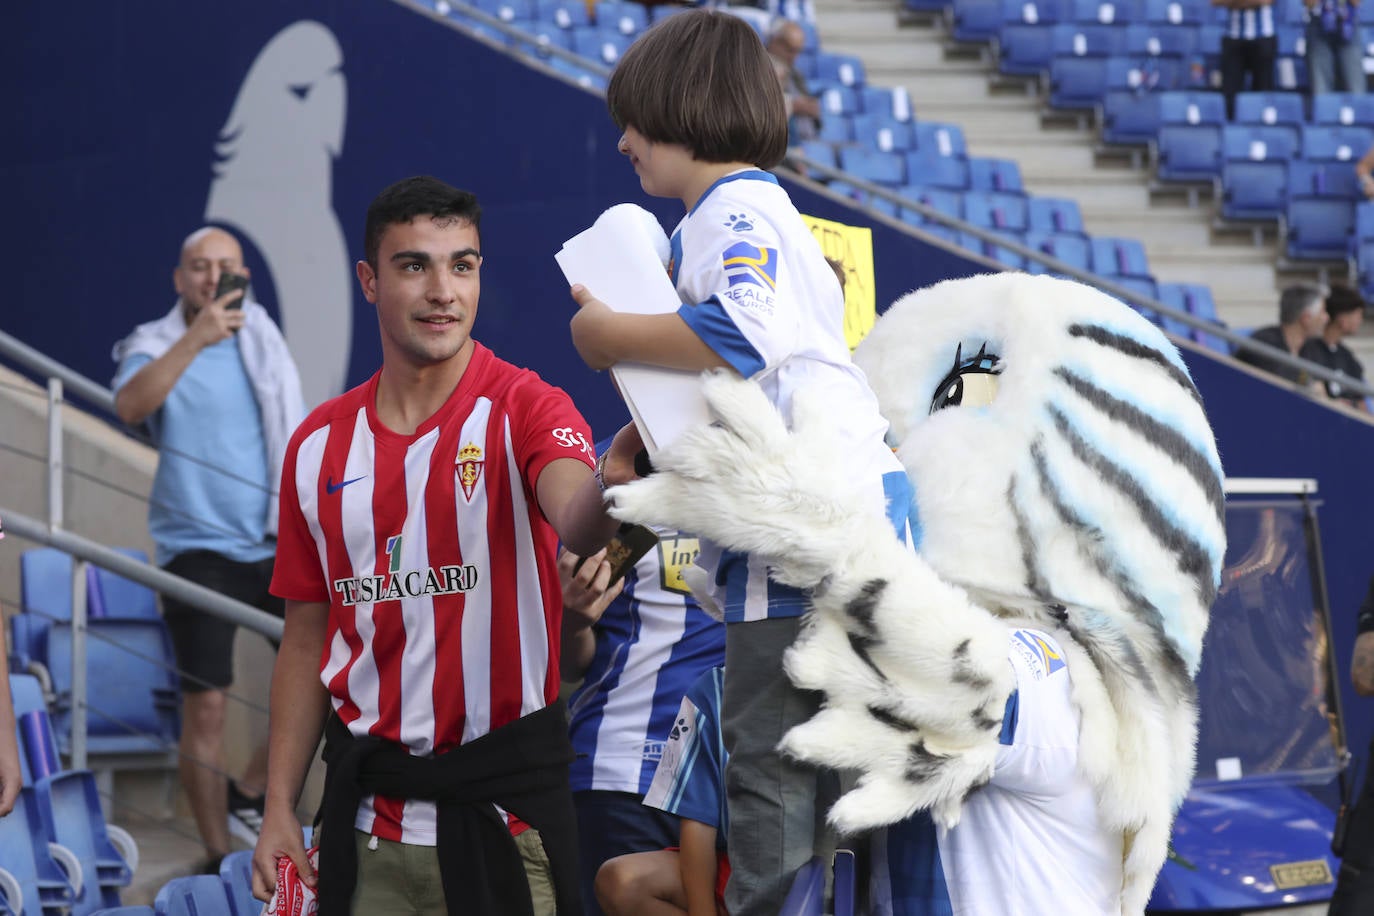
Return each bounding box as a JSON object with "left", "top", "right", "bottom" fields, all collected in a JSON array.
[
  {"left": 1300, "top": 124, "right": 1374, "bottom": 162},
  {"left": 838, "top": 147, "right": 906, "bottom": 186},
  {"left": 951, "top": 0, "right": 1006, "bottom": 42},
  {"left": 0, "top": 790, "right": 77, "bottom": 916},
  {"left": 507, "top": 19, "right": 574, "bottom": 54},
  {"left": 1283, "top": 197, "right": 1357, "bottom": 261},
  {"left": 1234, "top": 91, "right": 1305, "bottom": 131},
  {"left": 818, "top": 85, "right": 862, "bottom": 116},
  {"left": 1355, "top": 240, "right": 1374, "bottom": 300},
  {"left": 968, "top": 157, "right": 1025, "bottom": 193},
  {"left": 1091, "top": 235, "right": 1153, "bottom": 277},
  {"left": 996, "top": 0, "right": 1061, "bottom": 76},
  {"left": 1218, "top": 126, "right": 1292, "bottom": 221},
  {"left": 813, "top": 53, "right": 866, "bottom": 88},
  {"left": 898, "top": 185, "right": 965, "bottom": 227},
  {"left": 594, "top": 1, "right": 646, "bottom": 34},
  {"left": 1071, "top": 0, "right": 1135, "bottom": 24},
  {"left": 1312, "top": 92, "right": 1374, "bottom": 126},
  {"left": 795, "top": 140, "right": 837, "bottom": 176},
  {"left": 1144, "top": 0, "right": 1208, "bottom": 24},
  {"left": 546, "top": 56, "right": 608, "bottom": 90},
  {"left": 817, "top": 114, "right": 854, "bottom": 144},
  {"left": 1047, "top": 25, "right": 1128, "bottom": 108},
  {"left": 827, "top": 181, "right": 900, "bottom": 217},
  {"left": 1026, "top": 230, "right": 1094, "bottom": 273},
  {"left": 1154, "top": 90, "right": 1225, "bottom": 181},
  {"left": 568, "top": 26, "right": 629, "bottom": 64},
  {"left": 964, "top": 229, "right": 1030, "bottom": 268},
  {"left": 473, "top": 0, "right": 536, "bottom": 21},
  {"left": 905, "top": 149, "right": 972, "bottom": 189},
  {"left": 1100, "top": 73, "right": 1165, "bottom": 146},
  {"left": 858, "top": 86, "right": 914, "bottom": 122},
  {"left": 964, "top": 191, "right": 1031, "bottom": 232},
  {"left": 218, "top": 852, "right": 258, "bottom": 916},
  {"left": 778, "top": 856, "right": 827, "bottom": 916},
  {"left": 89, "top": 550, "right": 159, "bottom": 621},
  {"left": 1028, "top": 197, "right": 1088, "bottom": 236},
  {"left": 1123, "top": 22, "right": 1202, "bottom": 59},
  {"left": 153, "top": 876, "right": 235, "bottom": 916},
  {"left": 853, "top": 116, "right": 915, "bottom": 152},
  {"left": 1288, "top": 158, "right": 1362, "bottom": 199},
  {"left": 535, "top": 0, "right": 590, "bottom": 28},
  {"left": 1157, "top": 282, "right": 1230, "bottom": 352},
  {"left": 913, "top": 122, "right": 968, "bottom": 158},
  {"left": 89, "top": 908, "right": 156, "bottom": 915}
]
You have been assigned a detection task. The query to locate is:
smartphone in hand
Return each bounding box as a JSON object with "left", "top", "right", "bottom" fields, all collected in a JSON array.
[
  {"left": 215, "top": 271, "right": 250, "bottom": 310},
  {"left": 573, "top": 523, "right": 659, "bottom": 587}
]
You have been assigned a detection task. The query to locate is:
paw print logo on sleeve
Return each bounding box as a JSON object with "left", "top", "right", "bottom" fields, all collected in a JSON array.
[{"left": 724, "top": 212, "right": 755, "bottom": 232}]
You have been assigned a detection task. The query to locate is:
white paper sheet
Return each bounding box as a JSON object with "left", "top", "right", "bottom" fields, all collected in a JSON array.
[{"left": 556, "top": 204, "right": 712, "bottom": 456}]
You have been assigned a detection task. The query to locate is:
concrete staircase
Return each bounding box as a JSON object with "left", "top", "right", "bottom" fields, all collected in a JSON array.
[{"left": 810, "top": 0, "right": 1374, "bottom": 366}]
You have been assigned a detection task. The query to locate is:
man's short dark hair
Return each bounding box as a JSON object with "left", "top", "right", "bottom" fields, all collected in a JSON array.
[
  {"left": 1278, "top": 283, "right": 1325, "bottom": 325},
  {"left": 364, "top": 176, "right": 481, "bottom": 267},
  {"left": 606, "top": 9, "right": 789, "bottom": 171},
  {"left": 1326, "top": 284, "right": 1366, "bottom": 318}
]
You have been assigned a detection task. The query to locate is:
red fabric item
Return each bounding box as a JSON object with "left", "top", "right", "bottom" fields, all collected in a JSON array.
[{"left": 264, "top": 847, "right": 319, "bottom": 916}]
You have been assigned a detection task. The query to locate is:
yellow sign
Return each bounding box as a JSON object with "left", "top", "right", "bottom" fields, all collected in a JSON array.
[
  {"left": 801, "top": 213, "right": 877, "bottom": 350},
  {"left": 1269, "top": 859, "right": 1334, "bottom": 889},
  {"left": 658, "top": 535, "right": 700, "bottom": 596}
]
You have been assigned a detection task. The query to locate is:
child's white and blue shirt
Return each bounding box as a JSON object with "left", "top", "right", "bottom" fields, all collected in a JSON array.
[{"left": 670, "top": 169, "right": 911, "bottom": 623}]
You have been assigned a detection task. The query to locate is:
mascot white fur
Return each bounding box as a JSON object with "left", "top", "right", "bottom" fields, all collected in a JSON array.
[{"left": 607, "top": 273, "right": 1225, "bottom": 915}]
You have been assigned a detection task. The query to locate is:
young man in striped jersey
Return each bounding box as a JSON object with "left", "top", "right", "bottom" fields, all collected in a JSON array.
[{"left": 250, "top": 175, "right": 632, "bottom": 915}]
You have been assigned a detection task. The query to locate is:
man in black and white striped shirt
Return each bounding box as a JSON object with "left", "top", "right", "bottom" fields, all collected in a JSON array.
[{"left": 1213, "top": 0, "right": 1276, "bottom": 117}]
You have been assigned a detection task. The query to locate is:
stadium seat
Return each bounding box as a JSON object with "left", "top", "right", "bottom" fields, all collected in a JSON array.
[
  {"left": 506, "top": 19, "right": 574, "bottom": 54},
  {"left": 906, "top": 148, "right": 972, "bottom": 189},
  {"left": 1283, "top": 197, "right": 1357, "bottom": 261},
  {"left": 1288, "top": 158, "right": 1361, "bottom": 199},
  {"left": 568, "top": 27, "right": 630, "bottom": 64},
  {"left": 853, "top": 116, "right": 915, "bottom": 152},
  {"left": 1311, "top": 92, "right": 1374, "bottom": 126},
  {"left": 818, "top": 85, "right": 862, "bottom": 116},
  {"left": 153, "top": 876, "right": 234, "bottom": 916},
  {"left": 898, "top": 186, "right": 965, "bottom": 227},
  {"left": 817, "top": 114, "right": 854, "bottom": 144},
  {"left": 546, "top": 56, "right": 608, "bottom": 90},
  {"left": 1272, "top": 24, "right": 1310, "bottom": 91},
  {"left": 1071, "top": 0, "right": 1135, "bottom": 24},
  {"left": 950, "top": 0, "right": 1006, "bottom": 43},
  {"left": 1026, "top": 230, "right": 1094, "bottom": 274},
  {"left": 1157, "top": 282, "right": 1230, "bottom": 352},
  {"left": 0, "top": 790, "right": 78, "bottom": 916},
  {"left": 1354, "top": 240, "right": 1374, "bottom": 300},
  {"left": 838, "top": 147, "right": 906, "bottom": 186},
  {"left": 89, "top": 908, "right": 155, "bottom": 916},
  {"left": 594, "top": 1, "right": 646, "bottom": 35},
  {"left": 1144, "top": 0, "right": 1209, "bottom": 24},
  {"left": 1123, "top": 22, "right": 1198, "bottom": 62},
  {"left": 1218, "top": 126, "right": 1291, "bottom": 222},
  {"left": 964, "top": 191, "right": 1031, "bottom": 232},
  {"left": 968, "top": 157, "right": 1026, "bottom": 193},
  {"left": 794, "top": 140, "right": 837, "bottom": 177},
  {"left": 1300, "top": 124, "right": 1374, "bottom": 162},
  {"left": 964, "top": 229, "right": 1031, "bottom": 268},
  {"left": 1027, "top": 197, "right": 1088, "bottom": 237},
  {"left": 813, "top": 52, "right": 867, "bottom": 88},
  {"left": 858, "top": 86, "right": 913, "bottom": 122},
  {"left": 218, "top": 852, "right": 258, "bottom": 916},
  {"left": 88, "top": 550, "right": 159, "bottom": 621},
  {"left": 1100, "top": 72, "right": 1166, "bottom": 147},
  {"left": 535, "top": 0, "right": 591, "bottom": 28},
  {"left": 1091, "top": 235, "right": 1153, "bottom": 280},
  {"left": 474, "top": 0, "right": 536, "bottom": 21},
  {"left": 913, "top": 122, "right": 968, "bottom": 158},
  {"left": 1154, "top": 91, "right": 1225, "bottom": 182},
  {"left": 1234, "top": 91, "right": 1304, "bottom": 131},
  {"left": 827, "top": 181, "right": 901, "bottom": 218},
  {"left": 1048, "top": 24, "right": 1133, "bottom": 108},
  {"left": 995, "top": 0, "right": 1062, "bottom": 77},
  {"left": 779, "top": 856, "right": 827, "bottom": 916}
]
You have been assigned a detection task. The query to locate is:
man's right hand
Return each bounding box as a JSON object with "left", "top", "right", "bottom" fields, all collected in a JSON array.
[
  {"left": 252, "top": 803, "right": 315, "bottom": 902},
  {"left": 186, "top": 290, "right": 247, "bottom": 349}
]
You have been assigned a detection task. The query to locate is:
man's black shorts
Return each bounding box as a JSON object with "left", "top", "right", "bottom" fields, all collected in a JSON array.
[{"left": 161, "top": 549, "right": 284, "bottom": 693}]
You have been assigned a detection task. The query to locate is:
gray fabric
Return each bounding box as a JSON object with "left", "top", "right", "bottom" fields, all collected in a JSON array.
[{"left": 722, "top": 618, "right": 836, "bottom": 916}]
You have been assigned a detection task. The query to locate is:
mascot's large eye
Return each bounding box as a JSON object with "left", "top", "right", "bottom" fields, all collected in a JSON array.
[{"left": 929, "top": 343, "right": 1002, "bottom": 414}]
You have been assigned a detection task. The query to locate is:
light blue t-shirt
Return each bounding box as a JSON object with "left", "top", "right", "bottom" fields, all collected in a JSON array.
[{"left": 114, "top": 339, "right": 274, "bottom": 566}]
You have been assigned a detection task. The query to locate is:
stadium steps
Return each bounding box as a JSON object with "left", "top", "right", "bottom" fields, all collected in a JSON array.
[{"left": 812, "top": 0, "right": 1292, "bottom": 336}]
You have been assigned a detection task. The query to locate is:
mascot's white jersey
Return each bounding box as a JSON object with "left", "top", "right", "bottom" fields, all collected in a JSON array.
[
  {"left": 670, "top": 170, "right": 908, "bottom": 622},
  {"left": 872, "top": 629, "right": 1122, "bottom": 916}
]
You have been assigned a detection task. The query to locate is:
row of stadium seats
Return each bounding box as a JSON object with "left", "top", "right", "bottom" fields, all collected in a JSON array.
[
  {"left": 2, "top": 675, "right": 138, "bottom": 916},
  {"left": 80, "top": 851, "right": 260, "bottom": 916}
]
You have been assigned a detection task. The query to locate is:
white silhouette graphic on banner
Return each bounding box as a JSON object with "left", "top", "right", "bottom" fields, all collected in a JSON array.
[{"left": 206, "top": 20, "right": 350, "bottom": 408}]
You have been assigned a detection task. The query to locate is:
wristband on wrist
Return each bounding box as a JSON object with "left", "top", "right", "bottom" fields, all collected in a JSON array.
[{"left": 594, "top": 451, "right": 609, "bottom": 494}]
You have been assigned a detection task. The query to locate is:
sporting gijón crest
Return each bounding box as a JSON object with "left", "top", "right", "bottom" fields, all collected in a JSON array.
[{"left": 457, "top": 441, "right": 484, "bottom": 501}]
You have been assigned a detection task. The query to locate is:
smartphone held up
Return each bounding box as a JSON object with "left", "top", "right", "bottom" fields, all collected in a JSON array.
[{"left": 215, "top": 271, "right": 250, "bottom": 310}]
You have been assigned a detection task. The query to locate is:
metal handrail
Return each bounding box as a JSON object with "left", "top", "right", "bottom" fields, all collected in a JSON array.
[
  {"left": 782, "top": 154, "right": 1374, "bottom": 402},
  {"left": 0, "top": 328, "right": 115, "bottom": 414}
]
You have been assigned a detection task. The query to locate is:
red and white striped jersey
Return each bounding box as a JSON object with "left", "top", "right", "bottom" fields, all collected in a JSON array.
[{"left": 271, "top": 343, "right": 596, "bottom": 844}]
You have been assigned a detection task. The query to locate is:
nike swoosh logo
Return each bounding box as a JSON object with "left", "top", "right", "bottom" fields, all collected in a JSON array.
[{"left": 326, "top": 475, "right": 366, "bottom": 495}]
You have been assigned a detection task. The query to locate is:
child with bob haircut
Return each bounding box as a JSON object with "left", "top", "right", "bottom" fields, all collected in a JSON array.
[{"left": 568, "top": 10, "right": 913, "bottom": 915}]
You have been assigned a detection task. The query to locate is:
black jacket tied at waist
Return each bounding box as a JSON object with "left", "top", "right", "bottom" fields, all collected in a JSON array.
[{"left": 316, "top": 700, "right": 582, "bottom": 916}]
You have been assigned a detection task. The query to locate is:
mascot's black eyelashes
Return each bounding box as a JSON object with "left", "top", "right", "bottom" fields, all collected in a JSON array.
[{"left": 930, "top": 342, "right": 1002, "bottom": 413}]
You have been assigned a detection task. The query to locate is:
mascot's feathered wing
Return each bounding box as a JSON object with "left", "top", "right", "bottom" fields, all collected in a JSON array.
[{"left": 607, "top": 273, "right": 1225, "bottom": 915}]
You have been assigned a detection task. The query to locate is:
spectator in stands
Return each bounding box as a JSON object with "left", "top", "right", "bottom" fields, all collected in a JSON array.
[
  {"left": 1299, "top": 283, "right": 1370, "bottom": 410},
  {"left": 562, "top": 512, "right": 724, "bottom": 916},
  {"left": 1326, "top": 574, "right": 1374, "bottom": 914},
  {"left": 1237, "top": 283, "right": 1328, "bottom": 384},
  {"left": 111, "top": 227, "right": 305, "bottom": 873},
  {"left": 595, "top": 666, "right": 729, "bottom": 916},
  {"left": 0, "top": 517, "right": 22, "bottom": 819},
  {"left": 1213, "top": 0, "right": 1277, "bottom": 119},
  {"left": 1304, "top": 0, "right": 1366, "bottom": 96},
  {"left": 251, "top": 176, "right": 630, "bottom": 914},
  {"left": 766, "top": 18, "right": 821, "bottom": 142}
]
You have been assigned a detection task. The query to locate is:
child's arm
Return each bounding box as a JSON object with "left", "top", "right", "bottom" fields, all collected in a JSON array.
[
  {"left": 0, "top": 609, "right": 20, "bottom": 817},
  {"left": 678, "top": 818, "right": 722, "bottom": 916},
  {"left": 570, "top": 284, "right": 729, "bottom": 372}
]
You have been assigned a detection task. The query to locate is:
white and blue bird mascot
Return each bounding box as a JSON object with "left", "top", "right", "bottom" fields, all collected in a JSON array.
[{"left": 606, "top": 272, "right": 1226, "bottom": 915}]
